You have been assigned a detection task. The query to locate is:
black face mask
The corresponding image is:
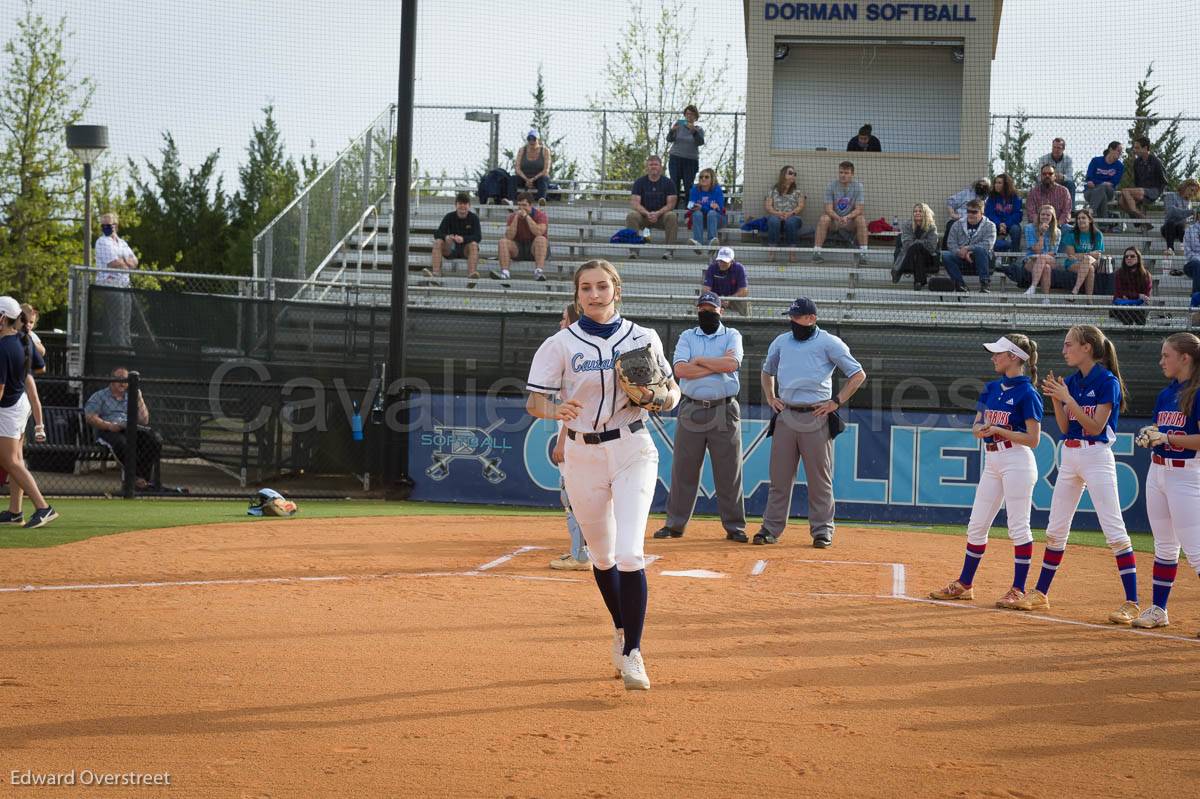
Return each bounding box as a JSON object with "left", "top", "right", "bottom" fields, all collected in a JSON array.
[
  {"left": 790, "top": 322, "right": 816, "bottom": 341},
  {"left": 697, "top": 310, "right": 721, "bottom": 334}
]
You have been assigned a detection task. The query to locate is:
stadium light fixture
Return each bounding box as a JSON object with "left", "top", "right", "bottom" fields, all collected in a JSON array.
[
  {"left": 66, "top": 124, "right": 109, "bottom": 267},
  {"left": 465, "top": 111, "right": 500, "bottom": 171}
]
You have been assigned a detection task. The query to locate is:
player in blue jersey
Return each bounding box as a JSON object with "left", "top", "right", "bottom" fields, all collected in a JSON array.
[
  {"left": 1016, "top": 325, "right": 1140, "bottom": 623},
  {"left": 930, "top": 335, "right": 1043, "bottom": 608},
  {"left": 1130, "top": 333, "right": 1200, "bottom": 631}
]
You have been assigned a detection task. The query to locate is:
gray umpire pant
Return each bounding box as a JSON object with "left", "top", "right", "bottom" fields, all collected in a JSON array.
[
  {"left": 762, "top": 408, "right": 835, "bottom": 540},
  {"left": 664, "top": 397, "right": 746, "bottom": 535}
]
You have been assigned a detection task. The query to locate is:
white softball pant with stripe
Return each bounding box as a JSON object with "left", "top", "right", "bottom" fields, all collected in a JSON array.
[
  {"left": 1145, "top": 461, "right": 1200, "bottom": 572},
  {"left": 966, "top": 445, "right": 1037, "bottom": 547},
  {"left": 1044, "top": 443, "right": 1131, "bottom": 553}
]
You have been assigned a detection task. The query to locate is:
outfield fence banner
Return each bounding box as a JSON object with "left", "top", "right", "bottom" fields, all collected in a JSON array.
[{"left": 408, "top": 392, "right": 1157, "bottom": 534}]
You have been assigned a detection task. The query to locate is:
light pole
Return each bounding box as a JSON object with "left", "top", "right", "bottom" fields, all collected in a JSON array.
[
  {"left": 464, "top": 111, "right": 499, "bottom": 171},
  {"left": 66, "top": 124, "right": 109, "bottom": 267}
]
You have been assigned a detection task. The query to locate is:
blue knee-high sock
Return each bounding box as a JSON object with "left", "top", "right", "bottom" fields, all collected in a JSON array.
[
  {"left": 592, "top": 565, "right": 623, "bottom": 630},
  {"left": 1115, "top": 547, "right": 1138, "bottom": 603},
  {"left": 1152, "top": 559, "right": 1178, "bottom": 610},
  {"left": 1034, "top": 546, "right": 1065, "bottom": 595},
  {"left": 957, "top": 542, "right": 987, "bottom": 586},
  {"left": 1012, "top": 542, "right": 1034, "bottom": 591},
  {"left": 618, "top": 569, "right": 648, "bottom": 656}
]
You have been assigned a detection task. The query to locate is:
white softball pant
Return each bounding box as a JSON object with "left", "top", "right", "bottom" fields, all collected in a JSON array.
[
  {"left": 561, "top": 427, "right": 658, "bottom": 571},
  {"left": 1145, "top": 461, "right": 1200, "bottom": 573},
  {"left": 1044, "top": 442, "right": 1132, "bottom": 553},
  {"left": 966, "top": 445, "right": 1037, "bottom": 547}
]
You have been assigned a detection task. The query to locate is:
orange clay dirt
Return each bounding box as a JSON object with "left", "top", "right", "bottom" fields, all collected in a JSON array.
[{"left": 1, "top": 515, "right": 1198, "bottom": 798}]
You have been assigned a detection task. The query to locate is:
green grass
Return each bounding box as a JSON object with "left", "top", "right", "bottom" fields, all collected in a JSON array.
[{"left": 0, "top": 498, "right": 1153, "bottom": 553}]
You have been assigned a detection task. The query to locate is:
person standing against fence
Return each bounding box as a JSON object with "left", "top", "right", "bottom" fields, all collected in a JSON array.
[
  {"left": 929, "top": 335, "right": 1042, "bottom": 608},
  {"left": 667, "top": 105, "right": 704, "bottom": 202},
  {"left": 655, "top": 292, "right": 746, "bottom": 543},
  {"left": 0, "top": 297, "right": 57, "bottom": 529},
  {"left": 94, "top": 212, "right": 137, "bottom": 351},
  {"left": 547, "top": 302, "right": 591, "bottom": 572},
  {"left": 758, "top": 297, "right": 866, "bottom": 547},
  {"left": 84, "top": 367, "right": 163, "bottom": 491}
]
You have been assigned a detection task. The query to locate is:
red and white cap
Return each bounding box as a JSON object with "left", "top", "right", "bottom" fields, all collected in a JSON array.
[{"left": 983, "top": 336, "right": 1029, "bottom": 361}]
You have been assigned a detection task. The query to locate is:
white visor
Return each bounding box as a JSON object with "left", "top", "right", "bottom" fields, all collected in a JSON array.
[{"left": 983, "top": 336, "right": 1029, "bottom": 361}]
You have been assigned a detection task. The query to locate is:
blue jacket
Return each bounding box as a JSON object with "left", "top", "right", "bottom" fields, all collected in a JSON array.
[{"left": 985, "top": 194, "right": 1022, "bottom": 230}]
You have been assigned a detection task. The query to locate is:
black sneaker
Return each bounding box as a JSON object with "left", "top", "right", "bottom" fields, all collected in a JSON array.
[
  {"left": 0, "top": 510, "right": 23, "bottom": 525},
  {"left": 891, "top": 269, "right": 902, "bottom": 284},
  {"left": 652, "top": 526, "right": 683, "bottom": 539},
  {"left": 23, "top": 507, "right": 58, "bottom": 529},
  {"left": 725, "top": 531, "right": 749, "bottom": 543},
  {"left": 752, "top": 531, "right": 778, "bottom": 545},
  {"left": 812, "top": 532, "right": 832, "bottom": 549},
  {"left": 979, "top": 284, "right": 991, "bottom": 294}
]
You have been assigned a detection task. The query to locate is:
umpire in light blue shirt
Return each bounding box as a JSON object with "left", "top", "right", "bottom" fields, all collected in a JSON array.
[
  {"left": 654, "top": 292, "right": 747, "bottom": 542},
  {"left": 758, "top": 297, "right": 866, "bottom": 547}
]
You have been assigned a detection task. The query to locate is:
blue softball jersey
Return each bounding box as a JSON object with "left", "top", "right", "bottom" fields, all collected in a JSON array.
[
  {"left": 976, "top": 375, "right": 1043, "bottom": 444},
  {"left": 1062, "top": 365, "right": 1121, "bottom": 443},
  {"left": 1152, "top": 380, "right": 1200, "bottom": 460}
]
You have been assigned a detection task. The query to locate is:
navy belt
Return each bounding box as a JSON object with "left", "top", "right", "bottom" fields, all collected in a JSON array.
[
  {"left": 567, "top": 420, "right": 645, "bottom": 445},
  {"left": 684, "top": 396, "right": 735, "bottom": 409}
]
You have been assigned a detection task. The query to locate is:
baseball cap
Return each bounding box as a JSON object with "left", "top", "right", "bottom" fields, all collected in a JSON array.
[
  {"left": 715, "top": 246, "right": 735, "bottom": 262},
  {"left": 696, "top": 291, "right": 721, "bottom": 308},
  {"left": 983, "top": 336, "right": 1029, "bottom": 361},
  {"left": 782, "top": 297, "right": 818, "bottom": 317},
  {"left": 527, "top": 129, "right": 539, "bottom": 140},
  {"left": 0, "top": 296, "right": 21, "bottom": 320}
]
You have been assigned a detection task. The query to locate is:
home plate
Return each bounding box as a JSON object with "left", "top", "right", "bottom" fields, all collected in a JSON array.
[{"left": 660, "top": 569, "right": 726, "bottom": 579}]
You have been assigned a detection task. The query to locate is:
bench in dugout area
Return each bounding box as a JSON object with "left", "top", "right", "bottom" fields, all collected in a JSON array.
[{"left": 24, "top": 406, "right": 113, "bottom": 476}]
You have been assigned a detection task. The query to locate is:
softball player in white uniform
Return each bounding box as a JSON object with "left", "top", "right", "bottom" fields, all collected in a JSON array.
[
  {"left": 1017, "top": 325, "right": 1140, "bottom": 623},
  {"left": 930, "top": 335, "right": 1043, "bottom": 608},
  {"left": 1130, "top": 332, "right": 1200, "bottom": 631},
  {"left": 526, "top": 260, "right": 680, "bottom": 690}
]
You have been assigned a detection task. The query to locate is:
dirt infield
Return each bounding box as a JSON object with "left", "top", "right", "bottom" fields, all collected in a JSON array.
[{"left": 1, "top": 515, "right": 1198, "bottom": 798}]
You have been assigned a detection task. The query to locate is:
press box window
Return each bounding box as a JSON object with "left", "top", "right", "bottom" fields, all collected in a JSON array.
[{"left": 772, "top": 38, "right": 964, "bottom": 155}]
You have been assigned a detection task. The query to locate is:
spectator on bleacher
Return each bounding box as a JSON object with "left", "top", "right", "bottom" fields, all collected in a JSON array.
[
  {"left": 1161, "top": 179, "right": 1199, "bottom": 255},
  {"left": 847, "top": 124, "right": 881, "bottom": 152},
  {"left": 687, "top": 168, "right": 725, "bottom": 247},
  {"left": 702, "top": 246, "right": 749, "bottom": 314},
  {"left": 1060, "top": 209, "right": 1103, "bottom": 297},
  {"left": 985, "top": 173, "right": 1023, "bottom": 252},
  {"left": 492, "top": 192, "right": 549, "bottom": 285},
  {"left": 84, "top": 367, "right": 162, "bottom": 491},
  {"left": 667, "top": 105, "right": 704, "bottom": 201},
  {"left": 941, "top": 199, "right": 996, "bottom": 293},
  {"left": 1118, "top": 136, "right": 1168, "bottom": 229},
  {"left": 509, "top": 131, "right": 551, "bottom": 203},
  {"left": 1111, "top": 247, "right": 1153, "bottom": 325},
  {"left": 1025, "top": 164, "right": 1072, "bottom": 226},
  {"left": 423, "top": 192, "right": 481, "bottom": 285},
  {"left": 94, "top": 211, "right": 137, "bottom": 350},
  {"left": 812, "top": 161, "right": 868, "bottom": 266},
  {"left": 626, "top": 155, "right": 678, "bottom": 259},
  {"left": 18, "top": 304, "right": 45, "bottom": 362},
  {"left": 1021, "top": 204, "right": 1062, "bottom": 297},
  {"left": 944, "top": 178, "right": 991, "bottom": 248},
  {"left": 892, "top": 203, "right": 939, "bottom": 290},
  {"left": 1037, "top": 138, "right": 1076, "bottom": 205},
  {"left": 765, "top": 165, "right": 811, "bottom": 262},
  {"left": 1182, "top": 213, "right": 1200, "bottom": 296},
  {"left": 1084, "top": 141, "right": 1125, "bottom": 221}
]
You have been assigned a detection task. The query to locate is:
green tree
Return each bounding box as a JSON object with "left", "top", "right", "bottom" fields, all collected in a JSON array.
[
  {"left": 124, "top": 133, "right": 233, "bottom": 275},
  {"left": 992, "top": 111, "right": 1035, "bottom": 189},
  {"left": 230, "top": 105, "right": 301, "bottom": 274},
  {"left": 590, "top": 0, "right": 734, "bottom": 185},
  {"left": 0, "top": 0, "right": 93, "bottom": 312},
  {"left": 1124, "top": 63, "right": 1200, "bottom": 187}
]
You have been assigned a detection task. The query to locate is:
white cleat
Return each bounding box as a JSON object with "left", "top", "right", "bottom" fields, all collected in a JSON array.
[
  {"left": 611, "top": 628, "right": 625, "bottom": 677},
  {"left": 621, "top": 648, "right": 650, "bottom": 691},
  {"left": 1131, "top": 605, "right": 1169, "bottom": 629}
]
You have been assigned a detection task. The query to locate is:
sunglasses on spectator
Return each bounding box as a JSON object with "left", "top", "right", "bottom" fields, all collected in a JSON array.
[{"left": 785, "top": 171, "right": 795, "bottom": 175}]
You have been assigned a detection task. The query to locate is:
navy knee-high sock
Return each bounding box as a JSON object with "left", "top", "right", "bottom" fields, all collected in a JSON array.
[
  {"left": 618, "top": 569, "right": 648, "bottom": 655},
  {"left": 592, "top": 565, "right": 623, "bottom": 630}
]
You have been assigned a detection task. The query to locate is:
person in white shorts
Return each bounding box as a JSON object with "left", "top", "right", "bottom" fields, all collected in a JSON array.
[
  {"left": 526, "top": 260, "right": 680, "bottom": 691},
  {"left": 0, "top": 297, "right": 57, "bottom": 529}
]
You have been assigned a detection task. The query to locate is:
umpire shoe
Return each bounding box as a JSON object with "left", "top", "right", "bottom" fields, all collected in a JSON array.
[
  {"left": 812, "top": 532, "right": 833, "bottom": 549},
  {"left": 725, "top": 530, "right": 749, "bottom": 543},
  {"left": 653, "top": 526, "right": 683, "bottom": 539},
  {"left": 752, "top": 530, "right": 778, "bottom": 545}
]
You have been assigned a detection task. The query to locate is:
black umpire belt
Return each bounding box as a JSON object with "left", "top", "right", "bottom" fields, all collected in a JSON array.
[
  {"left": 567, "top": 420, "right": 645, "bottom": 445},
  {"left": 785, "top": 402, "right": 831, "bottom": 412},
  {"left": 683, "top": 396, "right": 735, "bottom": 409}
]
